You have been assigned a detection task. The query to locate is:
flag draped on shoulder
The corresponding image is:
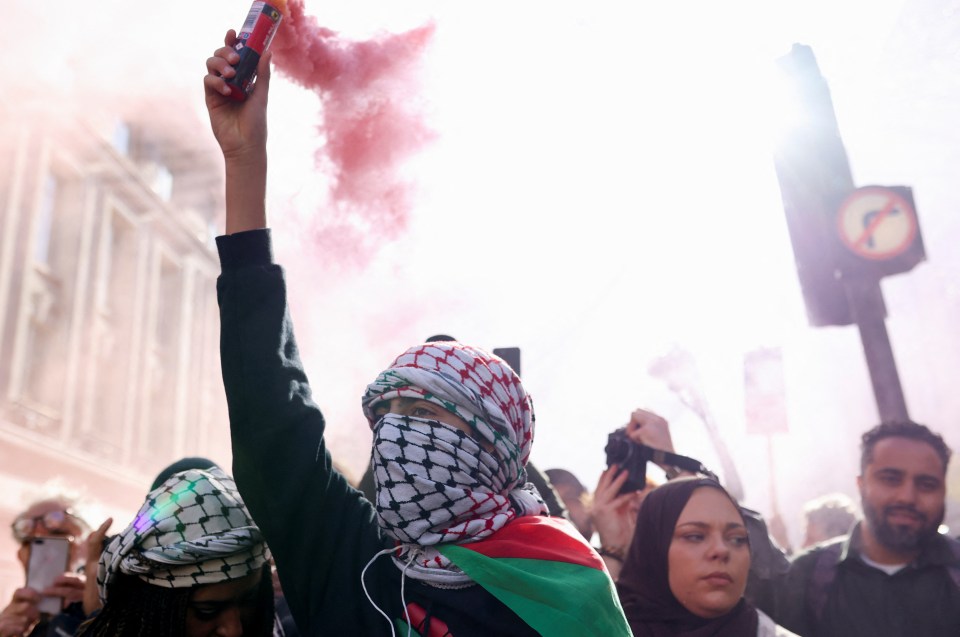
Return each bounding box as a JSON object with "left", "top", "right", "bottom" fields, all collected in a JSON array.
[{"left": 439, "top": 516, "right": 633, "bottom": 637}]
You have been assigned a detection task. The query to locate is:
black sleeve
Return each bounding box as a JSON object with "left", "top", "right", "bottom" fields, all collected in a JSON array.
[
  {"left": 40, "top": 601, "right": 86, "bottom": 637},
  {"left": 740, "top": 507, "right": 790, "bottom": 616},
  {"left": 772, "top": 549, "right": 820, "bottom": 636},
  {"left": 216, "top": 229, "right": 393, "bottom": 636}
]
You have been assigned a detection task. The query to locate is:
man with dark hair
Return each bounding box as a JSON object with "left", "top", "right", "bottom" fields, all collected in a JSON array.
[
  {"left": 772, "top": 420, "right": 960, "bottom": 636},
  {"left": 860, "top": 420, "right": 951, "bottom": 473}
]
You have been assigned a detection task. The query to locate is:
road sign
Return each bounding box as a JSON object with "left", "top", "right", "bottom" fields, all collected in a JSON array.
[
  {"left": 835, "top": 185, "right": 925, "bottom": 277},
  {"left": 838, "top": 187, "right": 917, "bottom": 260}
]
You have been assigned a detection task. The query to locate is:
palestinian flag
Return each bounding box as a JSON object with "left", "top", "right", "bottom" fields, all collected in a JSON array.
[{"left": 437, "top": 516, "right": 632, "bottom": 637}]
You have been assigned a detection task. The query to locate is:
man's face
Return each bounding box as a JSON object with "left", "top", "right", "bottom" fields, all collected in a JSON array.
[
  {"left": 858, "top": 437, "right": 946, "bottom": 556},
  {"left": 13, "top": 500, "right": 86, "bottom": 570}
]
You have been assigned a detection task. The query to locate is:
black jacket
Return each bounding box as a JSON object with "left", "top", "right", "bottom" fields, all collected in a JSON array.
[
  {"left": 216, "top": 229, "right": 539, "bottom": 637},
  {"left": 772, "top": 523, "right": 960, "bottom": 637}
]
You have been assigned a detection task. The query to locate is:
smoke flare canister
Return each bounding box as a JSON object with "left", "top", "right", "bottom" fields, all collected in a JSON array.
[{"left": 225, "top": 1, "right": 283, "bottom": 101}]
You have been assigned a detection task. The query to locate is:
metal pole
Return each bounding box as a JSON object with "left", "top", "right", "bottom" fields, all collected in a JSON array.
[
  {"left": 766, "top": 433, "right": 781, "bottom": 516},
  {"left": 844, "top": 277, "right": 910, "bottom": 422},
  {"left": 676, "top": 389, "right": 746, "bottom": 502}
]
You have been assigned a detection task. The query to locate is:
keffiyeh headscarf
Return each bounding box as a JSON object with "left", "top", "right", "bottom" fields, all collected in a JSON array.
[
  {"left": 97, "top": 467, "right": 269, "bottom": 603},
  {"left": 361, "top": 342, "right": 547, "bottom": 582}
]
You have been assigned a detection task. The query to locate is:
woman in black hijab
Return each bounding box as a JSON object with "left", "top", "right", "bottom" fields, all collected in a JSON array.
[{"left": 617, "top": 477, "right": 795, "bottom": 637}]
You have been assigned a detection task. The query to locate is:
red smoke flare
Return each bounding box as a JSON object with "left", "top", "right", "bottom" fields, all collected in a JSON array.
[{"left": 270, "top": 0, "right": 436, "bottom": 268}]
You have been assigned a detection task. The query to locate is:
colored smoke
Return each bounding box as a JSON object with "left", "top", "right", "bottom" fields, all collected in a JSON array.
[{"left": 270, "top": 0, "right": 437, "bottom": 268}]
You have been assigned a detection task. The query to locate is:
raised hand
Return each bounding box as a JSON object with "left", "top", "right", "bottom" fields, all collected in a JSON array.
[
  {"left": 82, "top": 517, "right": 112, "bottom": 616},
  {"left": 204, "top": 30, "right": 273, "bottom": 163},
  {"left": 625, "top": 408, "right": 676, "bottom": 453},
  {"left": 591, "top": 465, "right": 647, "bottom": 579},
  {"left": 203, "top": 30, "right": 272, "bottom": 234}
]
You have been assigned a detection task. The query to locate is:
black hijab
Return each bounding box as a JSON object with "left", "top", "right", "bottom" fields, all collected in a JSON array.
[{"left": 616, "top": 477, "right": 758, "bottom": 637}]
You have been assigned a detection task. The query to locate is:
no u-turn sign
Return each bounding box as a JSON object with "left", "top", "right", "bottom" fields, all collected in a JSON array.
[{"left": 835, "top": 186, "right": 926, "bottom": 277}]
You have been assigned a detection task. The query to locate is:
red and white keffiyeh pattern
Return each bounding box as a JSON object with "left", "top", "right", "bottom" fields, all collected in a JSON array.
[{"left": 362, "top": 342, "right": 547, "bottom": 581}]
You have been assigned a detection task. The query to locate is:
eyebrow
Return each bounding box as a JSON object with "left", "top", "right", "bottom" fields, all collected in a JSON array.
[
  {"left": 372, "top": 398, "right": 418, "bottom": 413},
  {"left": 676, "top": 521, "right": 746, "bottom": 531},
  {"left": 191, "top": 583, "right": 260, "bottom": 607},
  {"left": 875, "top": 467, "right": 943, "bottom": 481}
]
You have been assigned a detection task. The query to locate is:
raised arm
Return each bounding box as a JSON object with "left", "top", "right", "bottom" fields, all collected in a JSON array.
[
  {"left": 205, "top": 33, "right": 392, "bottom": 634},
  {"left": 204, "top": 29, "right": 269, "bottom": 234}
]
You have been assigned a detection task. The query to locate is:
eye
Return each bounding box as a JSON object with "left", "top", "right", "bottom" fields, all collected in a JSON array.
[
  {"left": 917, "top": 478, "right": 942, "bottom": 492},
  {"left": 682, "top": 533, "right": 705, "bottom": 542},
  {"left": 729, "top": 534, "right": 749, "bottom": 547},
  {"left": 410, "top": 403, "right": 440, "bottom": 419},
  {"left": 190, "top": 605, "right": 223, "bottom": 621}
]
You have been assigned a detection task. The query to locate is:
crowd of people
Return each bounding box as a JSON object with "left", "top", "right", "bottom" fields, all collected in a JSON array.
[{"left": 1, "top": 30, "right": 958, "bottom": 637}]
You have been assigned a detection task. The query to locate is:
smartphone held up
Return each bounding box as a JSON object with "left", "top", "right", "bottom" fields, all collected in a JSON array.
[{"left": 26, "top": 537, "right": 71, "bottom": 615}]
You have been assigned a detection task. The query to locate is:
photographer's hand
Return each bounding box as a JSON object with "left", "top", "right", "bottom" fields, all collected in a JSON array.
[
  {"left": 625, "top": 408, "right": 675, "bottom": 452},
  {"left": 626, "top": 409, "right": 694, "bottom": 479},
  {"left": 0, "top": 588, "right": 40, "bottom": 637},
  {"left": 591, "top": 466, "right": 645, "bottom": 580},
  {"left": 43, "top": 573, "right": 84, "bottom": 607}
]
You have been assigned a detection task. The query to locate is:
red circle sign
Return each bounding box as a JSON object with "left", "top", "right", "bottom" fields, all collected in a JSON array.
[{"left": 837, "top": 187, "right": 917, "bottom": 260}]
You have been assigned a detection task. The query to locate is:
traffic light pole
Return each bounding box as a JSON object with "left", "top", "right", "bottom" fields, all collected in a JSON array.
[
  {"left": 774, "top": 44, "right": 913, "bottom": 425},
  {"left": 844, "top": 277, "right": 910, "bottom": 422}
]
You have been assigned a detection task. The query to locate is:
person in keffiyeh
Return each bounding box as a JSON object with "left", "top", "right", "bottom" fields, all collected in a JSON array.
[
  {"left": 355, "top": 342, "right": 634, "bottom": 634},
  {"left": 206, "top": 32, "right": 632, "bottom": 636},
  {"left": 360, "top": 342, "right": 548, "bottom": 586},
  {"left": 76, "top": 468, "right": 275, "bottom": 637}
]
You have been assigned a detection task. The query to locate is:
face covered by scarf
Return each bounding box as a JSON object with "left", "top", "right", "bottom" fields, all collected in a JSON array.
[
  {"left": 361, "top": 342, "right": 547, "bottom": 582},
  {"left": 97, "top": 468, "right": 270, "bottom": 603}
]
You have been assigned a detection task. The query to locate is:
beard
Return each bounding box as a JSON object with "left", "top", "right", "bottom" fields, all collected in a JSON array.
[{"left": 861, "top": 498, "right": 944, "bottom": 554}]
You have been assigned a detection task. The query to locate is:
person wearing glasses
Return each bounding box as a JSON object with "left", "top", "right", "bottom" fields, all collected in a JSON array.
[{"left": 0, "top": 496, "right": 93, "bottom": 637}]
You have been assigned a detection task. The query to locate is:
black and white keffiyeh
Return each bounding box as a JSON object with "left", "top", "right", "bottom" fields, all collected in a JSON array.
[
  {"left": 361, "top": 342, "right": 547, "bottom": 583},
  {"left": 97, "top": 467, "right": 269, "bottom": 603}
]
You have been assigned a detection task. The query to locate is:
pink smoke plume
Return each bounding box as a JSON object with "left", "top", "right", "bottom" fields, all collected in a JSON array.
[{"left": 270, "top": 0, "right": 437, "bottom": 268}]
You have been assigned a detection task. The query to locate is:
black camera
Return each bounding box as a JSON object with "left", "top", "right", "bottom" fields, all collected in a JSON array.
[{"left": 604, "top": 428, "right": 655, "bottom": 494}]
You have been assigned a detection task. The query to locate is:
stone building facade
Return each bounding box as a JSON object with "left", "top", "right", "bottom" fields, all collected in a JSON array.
[{"left": 0, "top": 95, "right": 230, "bottom": 599}]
